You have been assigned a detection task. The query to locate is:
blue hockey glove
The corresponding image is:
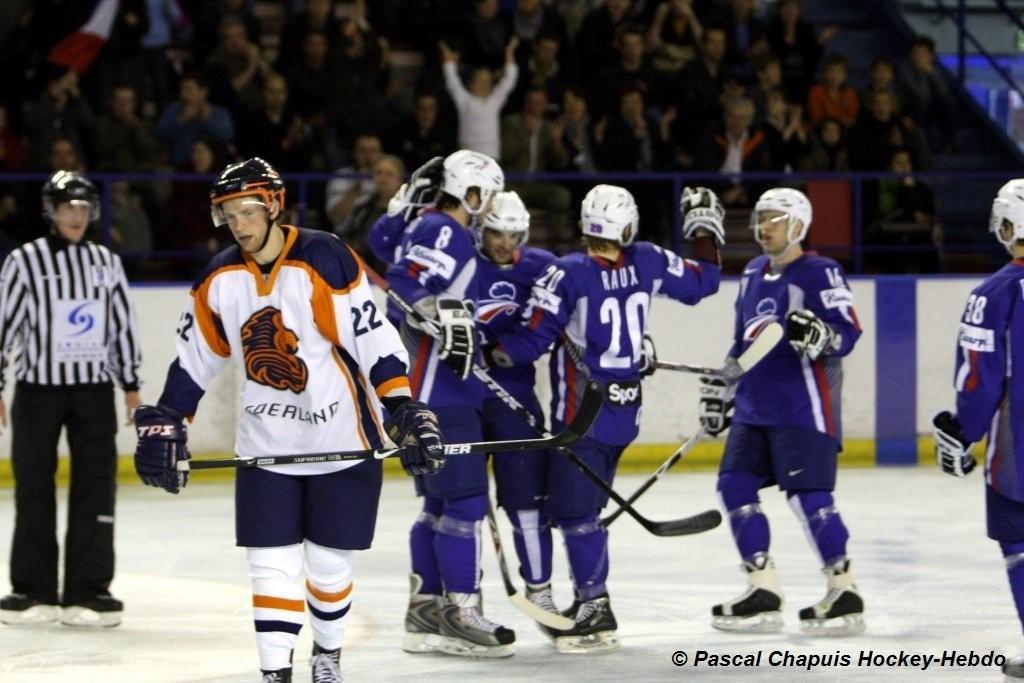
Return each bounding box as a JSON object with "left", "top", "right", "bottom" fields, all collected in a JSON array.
[
  {"left": 387, "top": 399, "right": 446, "bottom": 476},
  {"left": 133, "top": 405, "right": 190, "bottom": 493},
  {"left": 933, "top": 411, "right": 976, "bottom": 477},
  {"left": 638, "top": 333, "right": 657, "bottom": 378}
]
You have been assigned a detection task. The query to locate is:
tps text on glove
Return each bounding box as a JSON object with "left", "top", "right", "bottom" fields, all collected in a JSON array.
[{"left": 670, "top": 649, "right": 1005, "bottom": 671}]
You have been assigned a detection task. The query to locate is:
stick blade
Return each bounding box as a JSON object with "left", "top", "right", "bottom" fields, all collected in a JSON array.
[
  {"left": 735, "top": 321, "right": 784, "bottom": 373},
  {"left": 648, "top": 509, "right": 723, "bottom": 537},
  {"left": 508, "top": 593, "right": 575, "bottom": 630},
  {"left": 560, "top": 380, "right": 602, "bottom": 444}
]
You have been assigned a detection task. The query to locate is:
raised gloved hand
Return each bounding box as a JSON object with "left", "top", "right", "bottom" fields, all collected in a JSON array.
[
  {"left": 698, "top": 374, "right": 735, "bottom": 437},
  {"left": 638, "top": 333, "right": 657, "bottom": 378},
  {"left": 437, "top": 298, "right": 476, "bottom": 380},
  {"left": 387, "top": 156, "right": 444, "bottom": 220},
  {"left": 933, "top": 411, "right": 976, "bottom": 477},
  {"left": 786, "top": 309, "right": 836, "bottom": 360},
  {"left": 387, "top": 399, "right": 446, "bottom": 476},
  {"left": 133, "top": 404, "right": 190, "bottom": 494},
  {"left": 680, "top": 186, "right": 726, "bottom": 246}
]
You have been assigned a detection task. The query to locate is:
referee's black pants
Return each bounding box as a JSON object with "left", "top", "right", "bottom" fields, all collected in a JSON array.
[{"left": 9, "top": 382, "right": 118, "bottom": 606}]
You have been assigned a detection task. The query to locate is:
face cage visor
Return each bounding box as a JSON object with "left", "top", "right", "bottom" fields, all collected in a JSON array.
[
  {"left": 750, "top": 210, "right": 802, "bottom": 245},
  {"left": 479, "top": 225, "right": 529, "bottom": 251},
  {"left": 49, "top": 198, "right": 99, "bottom": 223},
  {"left": 211, "top": 197, "right": 277, "bottom": 228}
]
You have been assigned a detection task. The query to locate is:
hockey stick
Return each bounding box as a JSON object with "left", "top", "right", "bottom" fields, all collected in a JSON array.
[
  {"left": 179, "top": 382, "right": 600, "bottom": 471},
  {"left": 600, "top": 323, "right": 785, "bottom": 525},
  {"left": 601, "top": 429, "right": 706, "bottom": 527},
  {"left": 361, "top": 258, "right": 715, "bottom": 537},
  {"left": 654, "top": 321, "right": 784, "bottom": 378},
  {"left": 361, "top": 262, "right": 544, "bottom": 431},
  {"left": 485, "top": 501, "right": 574, "bottom": 629}
]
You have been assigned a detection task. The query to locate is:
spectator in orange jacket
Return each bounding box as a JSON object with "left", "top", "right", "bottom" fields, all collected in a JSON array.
[{"left": 806, "top": 54, "right": 859, "bottom": 127}]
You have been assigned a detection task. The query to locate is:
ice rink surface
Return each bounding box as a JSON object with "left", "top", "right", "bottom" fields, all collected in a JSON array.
[{"left": 0, "top": 468, "right": 1019, "bottom": 682}]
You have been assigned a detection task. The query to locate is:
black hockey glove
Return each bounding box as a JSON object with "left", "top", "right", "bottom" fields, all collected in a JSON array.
[
  {"left": 388, "top": 399, "right": 446, "bottom": 476},
  {"left": 133, "top": 404, "right": 190, "bottom": 494},
  {"left": 437, "top": 298, "right": 476, "bottom": 380},
  {"left": 638, "top": 333, "right": 657, "bottom": 378},
  {"left": 698, "top": 374, "right": 735, "bottom": 437},
  {"left": 933, "top": 411, "right": 976, "bottom": 478},
  {"left": 481, "top": 342, "right": 514, "bottom": 369},
  {"left": 680, "top": 186, "right": 726, "bottom": 246},
  {"left": 786, "top": 309, "right": 837, "bottom": 360},
  {"left": 388, "top": 156, "right": 444, "bottom": 221}
]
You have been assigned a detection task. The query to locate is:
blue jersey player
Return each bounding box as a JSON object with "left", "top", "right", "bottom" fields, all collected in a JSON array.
[
  {"left": 472, "top": 191, "right": 558, "bottom": 614},
  {"left": 386, "top": 150, "right": 518, "bottom": 658},
  {"left": 702, "top": 187, "right": 864, "bottom": 636},
  {"left": 485, "top": 184, "right": 724, "bottom": 653},
  {"left": 933, "top": 179, "right": 1024, "bottom": 679}
]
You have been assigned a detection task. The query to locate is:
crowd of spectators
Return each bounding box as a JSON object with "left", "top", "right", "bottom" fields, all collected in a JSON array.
[{"left": 0, "top": 0, "right": 961, "bottom": 276}]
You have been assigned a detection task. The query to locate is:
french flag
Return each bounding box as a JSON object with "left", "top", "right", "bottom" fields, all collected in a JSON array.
[{"left": 48, "top": 0, "right": 120, "bottom": 73}]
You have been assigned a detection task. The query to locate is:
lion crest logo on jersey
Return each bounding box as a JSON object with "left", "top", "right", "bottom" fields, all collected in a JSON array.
[
  {"left": 476, "top": 281, "right": 520, "bottom": 323},
  {"left": 241, "top": 306, "right": 308, "bottom": 393}
]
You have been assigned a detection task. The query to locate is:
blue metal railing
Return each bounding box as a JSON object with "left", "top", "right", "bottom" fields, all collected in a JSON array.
[
  {"left": 936, "top": 0, "right": 1024, "bottom": 99},
  {"left": 0, "top": 168, "right": 1014, "bottom": 277}
]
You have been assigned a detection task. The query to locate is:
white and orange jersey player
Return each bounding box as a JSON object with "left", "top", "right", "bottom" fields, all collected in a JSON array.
[{"left": 132, "top": 157, "right": 446, "bottom": 683}]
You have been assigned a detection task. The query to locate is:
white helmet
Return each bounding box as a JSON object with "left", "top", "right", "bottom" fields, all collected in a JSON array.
[
  {"left": 480, "top": 191, "right": 530, "bottom": 246},
  {"left": 990, "top": 178, "right": 1024, "bottom": 251},
  {"left": 441, "top": 149, "right": 505, "bottom": 218},
  {"left": 750, "top": 187, "right": 812, "bottom": 245},
  {"left": 580, "top": 184, "right": 639, "bottom": 246}
]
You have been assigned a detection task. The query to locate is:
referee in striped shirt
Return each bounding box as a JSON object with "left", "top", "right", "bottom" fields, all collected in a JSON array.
[{"left": 0, "top": 171, "right": 142, "bottom": 628}]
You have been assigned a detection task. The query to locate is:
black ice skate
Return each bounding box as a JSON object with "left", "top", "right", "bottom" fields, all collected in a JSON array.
[
  {"left": 799, "top": 558, "right": 865, "bottom": 636},
  {"left": 60, "top": 594, "right": 123, "bottom": 628},
  {"left": 401, "top": 573, "right": 443, "bottom": 654},
  {"left": 309, "top": 642, "right": 341, "bottom": 683},
  {"left": 543, "top": 594, "right": 620, "bottom": 654},
  {"left": 435, "top": 591, "right": 515, "bottom": 658},
  {"left": 712, "top": 555, "right": 784, "bottom": 633},
  {"left": 0, "top": 593, "right": 58, "bottom": 626}
]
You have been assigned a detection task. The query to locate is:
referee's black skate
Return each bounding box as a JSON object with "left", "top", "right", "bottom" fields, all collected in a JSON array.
[
  {"left": 436, "top": 591, "right": 515, "bottom": 658},
  {"left": 0, "top": 593, "right": 58, "bottom": 625},
  {"left": 799, "top": 558, "right": 865, "bottom": 636},
  {"left": 712, "top": 555, "right": 784, "bottom": 633},
  {"left": 60, "top": 594, "right": 123, "bottom": 627},
  {"left": 309, "top": 642, "right": 341, "bottom": 682},
  {"left": 401, "top": 574, "right": 443, "bottom": 653},
  {"left": 542, "top": 593, "right": 620, "bottom": 654}
]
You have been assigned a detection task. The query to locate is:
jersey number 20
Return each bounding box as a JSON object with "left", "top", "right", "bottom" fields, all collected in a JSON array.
[{"left": 599, "top": 293, "right": 649, "bottom": 369}]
